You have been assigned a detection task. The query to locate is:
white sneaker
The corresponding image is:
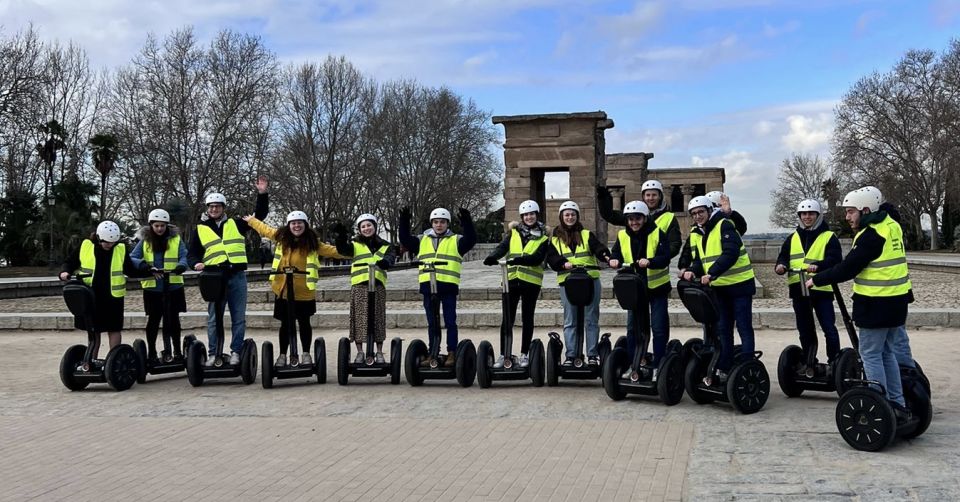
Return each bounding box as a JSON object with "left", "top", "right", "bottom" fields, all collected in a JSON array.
[
  {"left": 275, "top": 354, "right": 287, "bottom": 367},
  {"left": 354, "top": 352, "right": 364, "bottom": 364},
  {"left": 229, "top": 352, "right": 240, "bottom": 365},
  {"left": 205, "top": 355, "right": 216, "bottom": 367},
  {"left": 300, "top": 353, "right": 312, "bottom": 366},
  {"left": 621, "top": 367, "right": 633, "bottom": 379},
  {"left": 651, "top": 368, "right": 659, "bottom": 382},
  {"left": 493, "top": 355, "right": 505, "bottom": 369},
  {"left": 375, "top": 352, "right": 385, "bottom": 364},
  {"left": 519, "top": 353, "right": 529, "bottom": 368}
]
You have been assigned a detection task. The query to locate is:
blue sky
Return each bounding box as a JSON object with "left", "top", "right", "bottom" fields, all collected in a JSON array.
[{"left": 4, "top": 0, "right": 959, "bottom": 232}]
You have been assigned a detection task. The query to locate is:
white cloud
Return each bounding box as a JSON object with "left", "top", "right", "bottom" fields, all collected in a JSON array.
[
  {"left": 762, "top": 20, "right": 800, "bottom": 38},
  {"left": 753, "top": 120, "right": 774, "bottom": 136},
  {"left": 598, "top": 1, "right": 665, "bottom": 50},
  {"left": 781, "top": 113, "right": 832, "bottom": 151},
  {"left": 463, "top": 50, "right": 498, "bottom": 71}
]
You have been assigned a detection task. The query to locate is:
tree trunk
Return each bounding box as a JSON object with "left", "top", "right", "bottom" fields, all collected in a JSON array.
[
  {"left": 929, "top": 206, "right": 940, "bottom": 250},
  {"left": 100, "top": 173, "right": 107, "bottom": 219}
]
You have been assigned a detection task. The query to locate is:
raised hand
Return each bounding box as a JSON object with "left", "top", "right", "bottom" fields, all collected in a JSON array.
[{"left": 255, "top": 175, "right": 269, "bottom": 194}]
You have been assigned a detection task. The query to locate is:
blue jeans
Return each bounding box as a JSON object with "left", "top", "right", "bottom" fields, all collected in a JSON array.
[
  {"left": 858, "top": 326, "right": 907, "bottom": 406},
  {"left": 560, "top": 278, "right": 601, "bottom": 358},
  {"left": 206, "top": 271, "right": 247, "bottom": 356},
  {"left": 626, "top": 294, "right": 669, "bottom": 365},
  {"left": 792, "top": 296, "right": 841, "bottom": 362},
  {"left": 423, "top": 292, "right": 458, "bottom": 353},
  {"left": 715, "top": 292, "right": 755, "bottom": 372},
  {"left": 893, "top": 326, "right": 916, "bottom": 368}
]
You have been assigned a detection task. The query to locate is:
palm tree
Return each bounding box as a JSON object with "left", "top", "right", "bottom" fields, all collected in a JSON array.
[{"left": 89, "top": 133, "right": 119, "bottom": 218}]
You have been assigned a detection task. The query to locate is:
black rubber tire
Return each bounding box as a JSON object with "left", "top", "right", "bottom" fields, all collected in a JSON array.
[
  {"left": 186, "top": 341, "right": 205, "bottom": 387},
  {"left": 614, "top": 335, "right": 627, "bottom": 352},
  {"left": 182, "top": 335, "right": 196, "bottom": 357},
  {"left": 104, "top": 344, "right": 140, "bottom": 392},
  {"left": 727, "top": 359, "right": 770, "bottom": 415},
  {"left": 546, "top": 335, "right": 561, "bottom": 387},
  {"left": 404, "top": 339, "right": 427, "bottom": 386},
  {"left": 680, "top": 338, "right": 703, "bottom": 369},
  {"left": 684, "top": 355, "right": 715, "bottom": 405},
  {"left": 665, "top": 339, "right": 682, "bottom": 355},
  {"left": 777, "top": 345, "right": 804, "bottom": 398},
  {"left": 834, "top": 348, "right": 862, "bottom": 397},
  {"left": 390, "top": 338, "right": 402, "bottom": 385},
  {"left": 455, "top": 340, "right": 477, "bottom": 388},
  {"left": 598, "top": 334, "right": 612, "bottom": 366},
  {"left": 337, "top": 337, "right": 350, "bottom": 386},
  {"left": 261, "top": 341, "right": 274, "bottom": 389},
  {"left": 476, "top": 341, "right": 494, "bottom": 388},
  {"left": 240, "top": 339, "right": 257, "bottom": 385},
  {"left": 836, "top": 387, "right": 897, "bottom": 452},
  {"left": 529, "top": 339, "right": 545, "bottom": 387},
  {"left": 913, "top": 361, "right": 932, "bottom": 398},
  {"left": 602, "top": 347, "right": 628, "bottom": 401},
  {"left": 59, "top": 344, "right": 89, "bottom": 391},
  {"left": 133, "top": 338, "right": 148, "bottom": 384},
  {"left": 657, "top": 353, "right": 685, "bottom": 406},
  {"left": 314, "top": 338, "right": 326, "bottom": 384}
]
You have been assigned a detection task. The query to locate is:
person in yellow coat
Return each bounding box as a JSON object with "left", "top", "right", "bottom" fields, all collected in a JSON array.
[{"left": 244, "top": 211, "right": 344, "bottom": 366}]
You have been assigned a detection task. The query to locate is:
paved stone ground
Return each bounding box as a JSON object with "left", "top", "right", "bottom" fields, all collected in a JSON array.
[{"left": 0, "top": 327, "right": 956, "bottom": 501}]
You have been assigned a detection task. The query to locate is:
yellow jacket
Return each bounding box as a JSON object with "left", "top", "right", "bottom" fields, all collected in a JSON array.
[{"left": 248, "top": 218, "right": 345, "bottom": 300}]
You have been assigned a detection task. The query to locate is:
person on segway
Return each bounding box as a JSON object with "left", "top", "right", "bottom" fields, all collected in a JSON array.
[
  {"left": 544, "top": 201, "right": 614, "bottom": 367},
  {"left": 187, "top": 176, "right": 269, "bottom": 367},
  {"left": 482, "top": 200, "right": 550, "bottom": 369},
  {"left": 609, "top": 200, "right": 671, "bottom": 379},
  {"left": 398, "top": 206, "right": 477, "bottom": 367},
  {"left": 130, "top": 209, "right": 189, "bottom": 365},
  {"left": 678, "top": 195, "right": 756, "bottom": 387},
  {"left": 334, "top": 213, "right": 397, "bottom": 363},
  {"left": 597, "top": 179, "right": 682, "bottom": 259},
  {"left": 773, "top": 199, "right": 842, "bottom": 371},
  {"left": 245, "top": 210, "right": 343, "bottom": 367}
]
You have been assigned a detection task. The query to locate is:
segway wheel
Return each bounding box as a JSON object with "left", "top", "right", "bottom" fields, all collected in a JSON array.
[
  {"left": 240, "top": 339, "right": 257, "bottom": 385},
  {"left": 104, "top": 344, "right": 140, "bottom": 392},
  {"left": 602, "top": 347, "right": 628, "bottom": 401},
  {"left": 657, "top": 353, "right": 685, "bottom": 406},
  {"left": 132, "top": 338, "right": 148, "bottom": 384},
  {"left": 683, "top": 355, "right": 714, "bottom": 404},
  {"left": 836, "top": 387, "right": 897, "bottom": 452},
  {"left": 900, "top": 363, "right": 933, "bottom": 440},
  {"left": 727, "top": 359, "right": 770, "bottom": 415},
  {"left": 598, "top": 333, "right": 612, "bottom": 366},
  {"left": 404, "top": 339, "right": 427, "bottom": 386},
  {"left": 476, "top": 341, "right": 494, "bottom": 389},
  {"left": 182, "top": 335, "right": 197, "bottom": 356},
  {"left": 614, "top": 335, "right": 627, "bottom": 352},
  {"left": 665, "top": 339, "right": 682, "bottom": 355},
  {"left": 186, "top": 341, "right": 206, "bottom": 387},
  {"left": 834, "top": 348, "right": 862, "bottom": 397},
  {"left": 777, "top": 345, "right": 804, "bottom": 398},
  {"left": 680, "top": 338, "right": 702, "bottom": 368},
  {"left": 912, "top": 361, "right": 932, "bottom": 398},
  {"left": 546, "top": 334, "right": 561, "bottom": 387},
  {"left": 390, "top": 338, "right": 403, "bottom": 385},
  {"left": 529, "top": 339, "right": 545, "bottom": 387},
  {"left": 261, "top": 341, "right": 274, "bottom": 389},
  {"left": 455, "top": 339, "right": 477, "bottom": 388},
  {"left": 59, "top": 344, "right": 89, "bottom": 391},
  {"left": 337, "top": 337, "right": 350, "bottom": 386},
  {"left": 314, "top": 337, "right": 326, "bottom": 384}
]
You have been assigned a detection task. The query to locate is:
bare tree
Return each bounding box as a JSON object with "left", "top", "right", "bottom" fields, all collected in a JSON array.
[{"left": 768, "top": 153, "right": 829, "bottom": 229}]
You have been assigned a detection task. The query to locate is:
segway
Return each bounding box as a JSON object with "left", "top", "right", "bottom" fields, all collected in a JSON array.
[
  {"left": 777, "top": 269, "right": 862, "bottom": 398},
  {"left": 602, "top": 264, "right": 684, "bottom": 405},
  {"left": 544, "top": 265, "right": 612, "bottom": 386},
  {"left": 679, "top": 277, "right": 770, "bottom": 414},
  {"left": 337, "top": 263, "right": 402, "bottom": 385},
  {"left": 261, "top": 266, "right": 326, "bottom": 388},
  {"left": 132, "top": 270, "right": 196, "bottom": 382},
  {"left": 59, "top": 273, "right": 142, "bottom": 391},
  {"left": 403, "top": 261, "right": 476, "bottom": 387},
  {"left": 476, "top": 260, "right": 545, "bottom": 388},
  {"left": 185, "top": 266, "right": 257, "bottom": 386}
]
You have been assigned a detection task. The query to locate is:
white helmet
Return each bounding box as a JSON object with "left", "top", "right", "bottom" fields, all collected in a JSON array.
[
  {"left": 705, "top": 191, "right": 724, "bottom": 207},
  {"left": 623, "top": 200, "right": 649, "bottom": 217},
  {"left": 429, "top": 208, "right": 451, "bottom": 222},
  {"left": 688, "top": 196, "right": 713, "bottom": 213},
  {"left": 96, "top": 220, "right": 121, "bottom": 243},
  {"left": 842, "top": 189, "right": 880, "bottom": 212},
  {"left": 355, "top": 213, "right": 377, "bottom": 228},
  {"left": 205, "top": 193, "right": 226, "bottom": 206},
  {"left": 518, "top": 200, "right": 540, "bottom": 215},
  {"left": 148, "top": 208, "right": 170, "bottom": 223},
  {"left": 860, "top": 186, "right": 883, "bottom": 207},
  {"left": 286, "top": 210, "right": 309, "bottom": 224},
  {"left": 796, "top": 199, "right": 822, "bottom": 214},
  {"left": 558, "top": 200, "right": 580, "bottom": 217},
  {"left": 640, "top": 180, "right": 663, "bottom": 194}
]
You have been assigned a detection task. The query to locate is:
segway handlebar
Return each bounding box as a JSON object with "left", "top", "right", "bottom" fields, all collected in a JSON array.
[
  {"left": 409, "top": 260, "right": 449, "bottom": 267},
  {"left": 276, "top": 266, "right": 309, "bottom": 275},
  {"left": 788, "top": 267, "right": 811, "bottom": 297}
]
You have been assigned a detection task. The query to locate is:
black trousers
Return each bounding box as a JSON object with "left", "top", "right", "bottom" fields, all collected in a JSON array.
[{"left": 502, "top": 280, "right": 541, "bottom": 355}]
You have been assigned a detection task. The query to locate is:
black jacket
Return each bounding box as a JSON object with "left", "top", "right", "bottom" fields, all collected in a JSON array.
[
  {"left": 811, "top": 211, "right": 913, "bottom": 329},
  {"left": 486, "top": 223, "right": 550, "bottom": 266},
  {"left": 544, "top": 228, "right": 611, "bottom": 272},
  {"left": 398, "top": 211, "right": 477, "bottom": 295},
  {"left": 597, "top": 186, "right": 682, "bottom": 259},
  {"left": 610, "top": 221, "right": 672, "bottom": 297},
  {"left": 680, "top": 211, "right": 755, "bottom": 297},
  {"left": 775, "top": 219, "right": 843, "bottom": 299},
  {"left": 187, "top": 192, "right": 269, "bottom": 270}
]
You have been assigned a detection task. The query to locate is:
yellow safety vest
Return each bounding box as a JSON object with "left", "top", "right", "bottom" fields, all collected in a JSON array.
[
  {"left": 269, "top": 243, "right": 320, "bottom": 291},
  {"left": 694, "top": 219, "right": 754, "bottom": 286},
  {"left": 506, "top": 229, "right": 547, "bottom": 286},
  {"left": 417, "top": 234, "right": 462, "bottom": 285},
  {"left": 140, "top": 236, "right": 185, "bottom": 289},
  {"left": 654, "top": 211, "right": 675, "bottom": 235},
  {"left": 197, "top": 219, "right": 247, "bottom": 265},
  {"left": 852, "top": 215, "right": 912, "bottom": 297},
  {"left": 78, "top": 240, "right": 126, "bottom": 298},
  {"left": 551, "top": 229, "right": 599, "bottom": 284},
  {"left": 617, "top": 229, "right": 670, "bottom": 289},
  {"left": 786, "top": 231, "right": 833, "bottom": 292},
  {"left": 351, "top": 242, "right": 389, "bottom": 287}
]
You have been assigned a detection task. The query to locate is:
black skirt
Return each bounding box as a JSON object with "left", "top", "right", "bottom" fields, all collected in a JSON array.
[
  {"left": 75, "top": 293, "right": 125, "bottom": 333},
  {"left": 142, "top": 288, "right": 188, "bottom": 317},
  {"left": 273, "top": 298, "right": 317, "bottom": 320}
]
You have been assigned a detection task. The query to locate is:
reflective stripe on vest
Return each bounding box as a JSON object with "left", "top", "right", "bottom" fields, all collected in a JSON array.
[
  {"left": 617, "top": 229, "right": 670, "bottom": 290},
  {"left": 506, "top": 229, "right": 547, "bottom": 286},
  {"left": 695, "top": 219, "right": 754, "bottom": 286},
  {"left": 78, "top": 240, "right": 126, "bottom": 298},
  {"left": 140, "top": 235, "right": 185, "bottom": 289},
  {"left": 551, "top": 229, "right": 599, "bottom": 284},
  {"left": 418, "top": 235, "right": 462, "bottom": 285},
  {"left": 197, "top": 219, "right": 247, "bottom": 265},
  {"left": 268, "top": 243, "right": 321, "bottom": 291},
  {"left": 654, "top": 211, "right": 675, "bottom": 235},
  {"left": 852, "top": 215, "right": 912, "bottom": 297},
  {"left": 786, "top": 231, "right": 833, "bottom": 292},
  {"left": 350, "top": 242, "right": 389, "bottom": 287}
]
